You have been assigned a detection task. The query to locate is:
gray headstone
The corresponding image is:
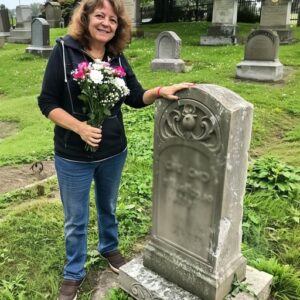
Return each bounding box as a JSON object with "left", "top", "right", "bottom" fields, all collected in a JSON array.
[
  {"left": 236, "top": 29, "right": 283, "bottom": 81},
  {"left": 0, "top": 5, "right": 10, "bottom": 34},
  {"left": 31, "top": 18, "right": 50, "bottom": 47},
  {"left": 245, "top": 29, "right": 279, "bottom": 61},
  {"left": 7, "top": 6, "right": 32, "bottom": 44},
  {"left": 15, "top": 5, "right": 32, "bottom": 28},
  {"left": 120, "top": 85, "right": 256, "bottom": 300},
  {"left": 26, "top": 18, "right": 53, "bottom": 58},
  {"left": 151, "top": 31, "right": 185, "bottom": 72},
  {"left": 200, "top": 0, "right": 238, "bottom": 45},
  {"left": 45, "top": 2, "right": 62, "bottom": 28},
  {"left": 259, "top": 0, "right": 293, "bottom": 43}
]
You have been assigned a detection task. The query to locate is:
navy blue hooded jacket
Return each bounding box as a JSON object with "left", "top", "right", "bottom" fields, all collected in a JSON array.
[{"left": 38, "top": 35, "right": 146, "bottom": 161}]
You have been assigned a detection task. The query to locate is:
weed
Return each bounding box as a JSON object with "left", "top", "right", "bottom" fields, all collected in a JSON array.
[{"left": 247, "top": 156, "right": 300, "bottom": 199}]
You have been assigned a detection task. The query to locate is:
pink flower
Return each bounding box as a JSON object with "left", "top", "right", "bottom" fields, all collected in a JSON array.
[
  {"left": 72, "top": 69, "right": 86, "bottom": 80},
  {"left": 113, "top": 66, "right": 126, "bottom": 77},
  {"left": 78, "top": 61, "right": 89, "bottom": 72}
]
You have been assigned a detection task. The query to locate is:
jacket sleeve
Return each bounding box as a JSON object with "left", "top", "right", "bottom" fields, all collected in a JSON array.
[
  {"left": 37, "top": 43, "right": 65, "bottom": 117},
  {"left": 122, "top": 54, "right": 147, "bottom": 109}
]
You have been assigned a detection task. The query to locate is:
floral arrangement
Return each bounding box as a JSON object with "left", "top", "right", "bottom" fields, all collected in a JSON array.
[{"left": 72, "top": 60, "right": 130, "bottom": 152}]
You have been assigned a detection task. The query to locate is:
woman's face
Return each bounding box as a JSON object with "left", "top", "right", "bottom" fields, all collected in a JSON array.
[{"left": 88, "top": 0, "right": 118, "bottom": 46}]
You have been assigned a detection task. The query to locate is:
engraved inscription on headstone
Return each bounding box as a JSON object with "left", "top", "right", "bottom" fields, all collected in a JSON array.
[
  {"left": 212, "top": 0, "right": 238, "bottom": 24},
  {"left": 259, "top": 0, "right": 293, "bottom": 43},
  {"left": 200, "top": 0, "right": 238, "bottom": 45},
  {"left": 119, "top": 85, "right": 273, "bottom": 300},
  {"left": 260, "top": 0, "right": 291, "bottom": 27},
  {"left": 245, "top": 29, "right": 279, "bottom": 61},
  {"left": 143, "top": 85, "right": 252, "bottom": 299}
]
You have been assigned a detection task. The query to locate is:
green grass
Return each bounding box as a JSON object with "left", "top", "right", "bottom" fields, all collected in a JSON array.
[{"left": 0, "top": 22, "right": 300, "bottom": 299}]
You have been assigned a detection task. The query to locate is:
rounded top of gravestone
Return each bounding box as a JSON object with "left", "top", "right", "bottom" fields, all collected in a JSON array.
[
  {"left": 155, "top": 31, "right": 182, "bottom": 59},
  {"left": 16, "top": 5, "right": 31, "bottom": 8},
  {"left": 45, "top": 2, "right": 61, "bottom": 7},
  {"left": 0, "top": 4, "right": 6, "bottom": 9},
  {"left": 32, "top": 17, "right": 50, "bottom": 26},
  {"left": 245, "top": 29, "right": 280, "bottom": 61}
]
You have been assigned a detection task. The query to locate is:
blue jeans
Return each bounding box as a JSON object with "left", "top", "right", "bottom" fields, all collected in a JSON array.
[{"left": 55, "top": 149, "right": 127, "bottom": 281}]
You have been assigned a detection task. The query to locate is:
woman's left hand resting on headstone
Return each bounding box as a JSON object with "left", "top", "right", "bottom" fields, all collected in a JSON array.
[{"left": 143, "top": 83, "right": 195, "bottom": 105}]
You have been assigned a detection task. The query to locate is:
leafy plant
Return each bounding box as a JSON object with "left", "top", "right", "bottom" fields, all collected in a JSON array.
[
  {"left": 225, "top": 274, "right": 258, "bottom": 299},
  {"left": 247, "top": 156, "right": 300, "bottom": 198},
  {"left": 252, "top": 258, "right": 300, "bottom": 300}
]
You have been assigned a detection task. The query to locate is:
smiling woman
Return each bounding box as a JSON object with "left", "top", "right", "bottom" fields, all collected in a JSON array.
[{"left": 37, "top": 1, "right": 193, "bottom": 299}]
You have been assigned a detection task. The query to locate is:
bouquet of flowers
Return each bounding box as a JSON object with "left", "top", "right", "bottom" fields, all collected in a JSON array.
[{"left": 72, "top": 60, "right": 130, "bottom": 152}]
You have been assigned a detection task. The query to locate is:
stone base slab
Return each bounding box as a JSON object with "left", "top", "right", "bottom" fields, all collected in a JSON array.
[
  {"left": 7, "top": 29, "right": 31, "bottom": 44},
  {"left": 151, "top": 58, "right": 185, "bottom": 73},
  {"left": 236, "top": 60, "right": 283, "bottom": 82},
  {"left": 200, "top": 36, "right": 237, "bottom": 45},
  {"left": 0, "top": 32, "right": 10, "bottom": 38},
  {"left": 119, "top": 257, "right": 272, "bottom": 300},
  {"left": 26, "top": 46, "right": 53, "bottom": 58}
]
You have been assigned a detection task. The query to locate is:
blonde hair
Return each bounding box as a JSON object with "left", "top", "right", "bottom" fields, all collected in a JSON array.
[{"left": 68, "top": 0, "right": 131, "bottom": 55}]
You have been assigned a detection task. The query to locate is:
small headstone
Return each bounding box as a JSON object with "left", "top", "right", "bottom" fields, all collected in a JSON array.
[
  {"left": 119, "top": 85, "right": 273, "bottom": 300},
  {"left": 236, "top": 29, "right": 283, "bottom": 81},
  {"left": 7, "top": 5, "right": 32, "bottom": 44},
  {"left": 200, "top": 0, "right": 238, "bottom": 45},
  {"left": 151, "top": 31, "right": 185, "bottom": 73},
  {"left": 124, "top": 0, "right": 143, "bottom": 37},
  {"left": 45, "top": 2, "right": 62, "bottom": 28},
  {"left": 0, "top": 5, "right": 11, "bottom": 38},
  {"left": 26, "top": 18, "right": 53, "bottom": 58},
  {"left": 259, "top": 0, "right": 293, "bottom": 44}
]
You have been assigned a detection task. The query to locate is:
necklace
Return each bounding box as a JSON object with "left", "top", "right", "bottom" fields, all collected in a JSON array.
[{"left": 84, "top": 48, "right": 104, "bottom": 61}]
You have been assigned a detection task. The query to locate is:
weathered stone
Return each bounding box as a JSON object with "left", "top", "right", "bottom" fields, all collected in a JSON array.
[
  {"left": 45, "top": 2, "right": 62, "bottom": 28},
  {"left": 26, "top": 18, "right": 53, "bottom": 58},
  {"left": 259, "top": 0, "right": 293, "bottom": 44},
  {"left": 200, "top": 0, "right": 238, "bottom": 45},
  {"left": 7, "top": 5, "right": 32, "bottom": 44},
  {"left": 151, "top": 31, "right": 185, "bottom": 72},
  {"left": 120, "top": 258, "right": 273, "bottom": 300},
  {"left": 0, "top": 5, "right": 10, "bottom": 38},
  {"left": 236, "top": 29, "right": 283, "bottom": 81},
  {"left": 124, "top": 0, "right": 143, "bottom": 37}
]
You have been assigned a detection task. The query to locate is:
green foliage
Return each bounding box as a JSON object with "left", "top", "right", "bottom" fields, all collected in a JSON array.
[
  {"left": 247, "top": 156, "right": 300, "bottom": 198},
  {"left": 104, "top": 288, "right": 133, "bottom": 300},
  {"left": 225, "top": 274, "right": 258, "bottom": 299},
  {"left": 252, "top": 258, "right": 300, "bottom": 300},
  {"left": 0, "top": 23, "right": 300, "bottom": 300}
]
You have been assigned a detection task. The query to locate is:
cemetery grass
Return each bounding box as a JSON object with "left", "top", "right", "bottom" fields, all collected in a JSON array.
[{"left": 0, "top": 22, "right": 299, "bottom": 299}]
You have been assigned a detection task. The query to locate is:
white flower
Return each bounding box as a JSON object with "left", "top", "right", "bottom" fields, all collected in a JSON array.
[
  {"left": 89, "top": 69, "right": 104, "bottom": 84},
  {"left": 114, "top": 77, "right": 126, "bottom": 88}
]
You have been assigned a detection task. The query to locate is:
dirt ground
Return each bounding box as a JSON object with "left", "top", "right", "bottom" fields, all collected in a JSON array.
[{"left": 0, "top": 160, "right": 56, "bottom": 194}]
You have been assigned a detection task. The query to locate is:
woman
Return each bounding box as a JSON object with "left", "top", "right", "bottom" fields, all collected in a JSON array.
[{"left": 38, "top": 0, "right": 192, "bottom": 299}]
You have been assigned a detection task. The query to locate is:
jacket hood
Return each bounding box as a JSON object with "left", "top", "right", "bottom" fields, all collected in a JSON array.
[{"left": 56, "top": 35, "right": 120, "bottom": 61}]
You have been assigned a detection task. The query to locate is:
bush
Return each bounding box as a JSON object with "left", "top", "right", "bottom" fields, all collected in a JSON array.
[{"left": 247, "top": 156, "right": 300, "bottom": 199}]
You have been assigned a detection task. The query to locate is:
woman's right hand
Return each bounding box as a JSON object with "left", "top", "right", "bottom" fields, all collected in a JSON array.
[{"left": 78, "top": 122, "right": 102, "bottom": 148}]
